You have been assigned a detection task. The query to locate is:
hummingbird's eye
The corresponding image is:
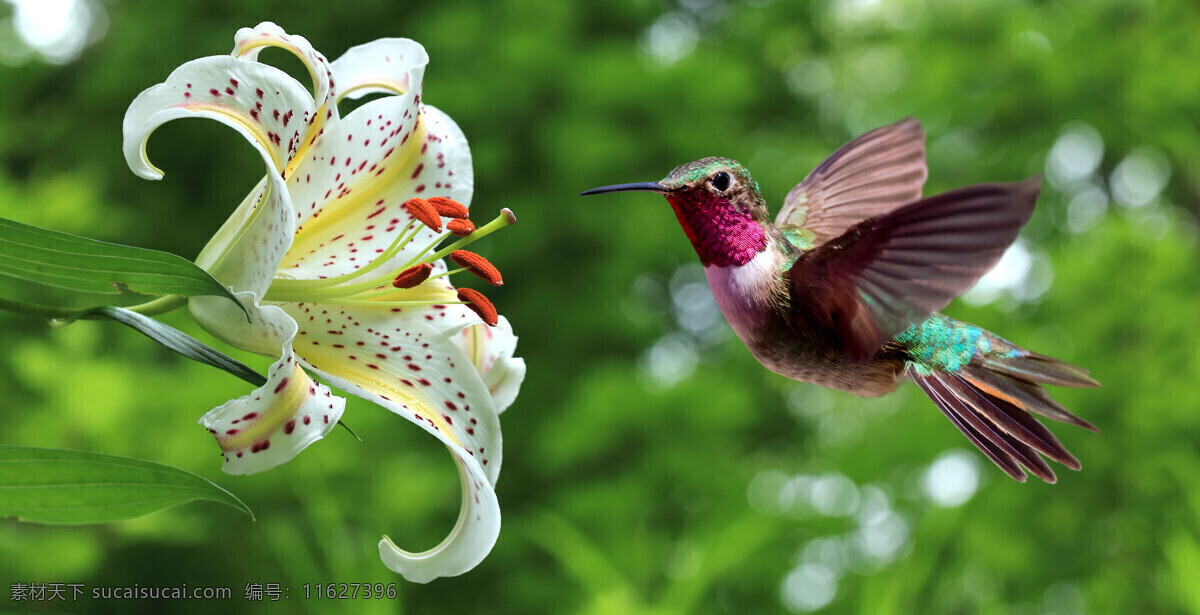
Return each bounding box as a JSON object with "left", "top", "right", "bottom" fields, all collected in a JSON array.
[{"left": 711, "top": 172, "right": 732, "bottom": 192}]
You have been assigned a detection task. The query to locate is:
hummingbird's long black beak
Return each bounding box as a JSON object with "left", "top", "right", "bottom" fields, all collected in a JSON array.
[{"left": 579, "top": 182, "right": 666, "bottom": 196}]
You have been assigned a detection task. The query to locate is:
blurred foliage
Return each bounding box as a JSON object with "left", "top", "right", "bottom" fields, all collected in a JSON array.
[{"left": 0, "top": 0, "right": 1197, "bottom": 613}]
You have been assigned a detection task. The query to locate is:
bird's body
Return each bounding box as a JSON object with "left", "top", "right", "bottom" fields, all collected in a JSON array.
[
  {"left": 706, "top": 246, "right": 905, "bottom": 396},
  {"left": 582, "top": 118, "right": 1099, "bottom": 483}
]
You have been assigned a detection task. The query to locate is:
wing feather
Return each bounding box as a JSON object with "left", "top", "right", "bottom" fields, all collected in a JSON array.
[
  {"left": 776, "top": 118, "right": 928, "bottom": 248},
  {"left": 789, "top": 178, "right": 1042, "bottom": 362}
]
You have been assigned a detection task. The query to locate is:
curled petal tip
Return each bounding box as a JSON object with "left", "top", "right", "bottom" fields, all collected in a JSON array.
[{"left": 200, "top": 358, "right": 346, "bottom": 476}]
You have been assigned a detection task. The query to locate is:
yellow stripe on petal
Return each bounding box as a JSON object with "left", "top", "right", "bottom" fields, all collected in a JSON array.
[
  {"left": 290, "top": 117, "right": 428, "bottom": 246},
  {"left": 200, "top": 353, "right": 346, "bottom": 476},
  {"left": 183, "top": 102, "right": 285, "bottom": 173},
  {"left": 279, "top": 105, "right": 474, "bottom": 282},
  {"left": 286, "top": 303, "right": 501, "bottom": 482},
  {"left": 340, "top": 80, "right": 408, "bottom": 101},
  {"left": 122, "top": 56, "right": 317, "bottom": 182},
  {"left": 302, "top": 340, "right": 462, "bottom": 449},
  {"left": 216, "top": 361, "right": 308, "bottom": 451}
]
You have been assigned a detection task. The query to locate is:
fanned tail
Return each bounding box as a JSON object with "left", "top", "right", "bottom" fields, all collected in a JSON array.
[{"left": 907, "top": 333, "right": 1099, "bottom": 484}]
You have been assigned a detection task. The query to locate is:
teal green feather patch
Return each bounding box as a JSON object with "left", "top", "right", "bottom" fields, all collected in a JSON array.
[{"left": 896, "top": 314, "right": 990, "bottom": 373}]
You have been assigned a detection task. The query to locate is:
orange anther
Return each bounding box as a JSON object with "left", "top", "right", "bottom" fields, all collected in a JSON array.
[
  {"left": 404, "top": 197, "right": 442, "bottom": 232},
  {"left": 427, "top": 196, "right": 469, "bottom": 219},
  {"left": 393, "top": 263, "right": 433, "bottom": 289},
  {"left": 457, "top": 288, "right": 497, "bottom": 326},
  {"left": 450, "top": 250, "right": 502, "bottom": 286},
  {"left": 447, "top": 218, "right": 476, "bottom": 236}
]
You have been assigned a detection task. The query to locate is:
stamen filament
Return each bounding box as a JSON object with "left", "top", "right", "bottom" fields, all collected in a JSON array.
[
  {"left": 261, "top": 209, "right": 515, "bottom": 305},
  {"left": 266, "top": 218, "right": 421, "bottom": 297},
  {"left": 428, "top": 266, "right": 471, "bottom": 282},
  {"left": 311, "top": 299, "right": 470, "bottom": 308},
  {"left": 400, "top": 232, "right": 452, "bottom": 271},
  {"left": 316, "top": 208, "right": 513, "bottom": 299},
  {"left": 329, "top": 218, "right": 424, "bottom": 284},
  {"left": 421, "top": 209, "right": 515, "bottom": 267}
]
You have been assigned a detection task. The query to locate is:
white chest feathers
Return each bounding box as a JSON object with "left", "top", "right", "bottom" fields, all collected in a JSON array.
[{"left": 704, "top": 249, "right": 782, "bottom": 343}]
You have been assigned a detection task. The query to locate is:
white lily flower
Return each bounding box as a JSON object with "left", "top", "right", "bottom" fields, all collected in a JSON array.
[{"left": 122, "top": 22, "right": 525, "bottom": 583}]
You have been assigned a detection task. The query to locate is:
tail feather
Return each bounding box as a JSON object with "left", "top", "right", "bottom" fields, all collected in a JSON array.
[
  {"left": 907, "top": 337, "right": 1097, "bottom": 483},
  {"left": 912, "top": 371, "right": 1047, "bottom": 482},
  {"left": 978, "top": 349, "right": 1100, "bottom": 389},
  {"left": 953, "top": 370, "right": 1080, "bottom": 470},
  {"left": 965, "top": 366, "right": 1098, "bottom": 432}
]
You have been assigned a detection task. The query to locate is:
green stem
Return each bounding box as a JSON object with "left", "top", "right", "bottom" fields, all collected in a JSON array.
[{"left": 122, "top": 294, "right": 188, "bottom": 316}]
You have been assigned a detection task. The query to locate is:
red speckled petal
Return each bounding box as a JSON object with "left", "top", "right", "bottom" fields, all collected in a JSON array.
[
  {"left": 123, "top": 55, "right": 316, "bottom": 180},
  {"left": 233, "top": 22, "right": 337, "bottom": 123},
  {"left": 284, "top": 304, "right": 502, "bottom": 581},
  {"left": 278, "top": 59, "right": 473, "bottom": 279},
  {"left": 123, "top": 55, "right": 316, "bottom": 301},
  {"left": 280, "top": 106, "right": 472, "bottom": 279},
  {"left": 200, "top": 349, "right": 346, "bottom": 475},
  {"left": 283, "top": 303, "right": 501, "bottom": 480},
  {"left": 451, "top": 316, "right": 525, "bottom": 414}
]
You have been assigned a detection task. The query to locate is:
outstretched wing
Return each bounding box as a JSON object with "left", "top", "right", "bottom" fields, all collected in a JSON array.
[
  {"left": 788, "top": 178, "right": 1042, "bottom": 363},
  {"left": 776, "top": 118, "right": 928, "bottom": 249}
]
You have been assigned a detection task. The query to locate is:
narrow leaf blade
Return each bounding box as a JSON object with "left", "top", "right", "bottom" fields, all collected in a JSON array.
[
  {"left": 90, "top": 307, "right": 267, "bottom": 387},
  {"left": 0, "top": 446, "right": 254, "bottom": 524},
  {"left": 0, "top": 218, "right": 241, "bottom": 319}
]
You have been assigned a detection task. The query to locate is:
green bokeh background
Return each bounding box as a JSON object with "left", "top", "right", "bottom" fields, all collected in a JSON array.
[{"left": 1, "top": 0, "right": 1197, "bottom": 613}]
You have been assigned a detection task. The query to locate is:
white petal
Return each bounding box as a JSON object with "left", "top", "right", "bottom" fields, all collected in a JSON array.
[
  {"left": 123, "top": 55, "right": 317, "bottom": 179},
  {"left": 452, "top": 316, "right": 525, "bottom": 414},
  {"left": 277, "top": 95, "right": 473, "bottom": 281},
  {"left": 200, "top": 351, "right": 346, "bottom": 475},
  {"left": 279, "top": 40, "right": 424, "bottom": 228},
  {"left": 284, "top": 303, "right": 501, "bottom": 480},
  {"left": 379, "top": 451, "right": 498, "bottom": 583},
  {"left": 234, "top": 22, "right": 337, "bottom": 121},
  {"left": 332, "top": 38, "right": 425, "bottom": 101},
  {"left": 192, "top": 173, "right": 296, "bottom": 302},
  {"left": 190, "top": 289, "right": 296, "bottom": 358},
  {"left": 124, "top": 55, "right": 312, "bottom": 301},
  {"left": 282, "top": 303, "right": 503, "bottom": 581},
  {"left": 193, "top": 294, "right": 344, "bottom": 473}
]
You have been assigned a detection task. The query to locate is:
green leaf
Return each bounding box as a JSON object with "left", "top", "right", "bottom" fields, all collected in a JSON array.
[
  {"left": 89, "top": 306, "right": 267, "bottom": 387},
  {"left": 0, "top": 446, "right": 254, "bottom": 524},
  {"left": 0, "top": 217, "right": 241, "bottom": 320}
]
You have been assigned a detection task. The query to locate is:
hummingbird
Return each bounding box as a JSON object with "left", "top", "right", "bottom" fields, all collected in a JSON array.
[{"left": 581, "top": 117, "right": 1099, "bottom": 483}]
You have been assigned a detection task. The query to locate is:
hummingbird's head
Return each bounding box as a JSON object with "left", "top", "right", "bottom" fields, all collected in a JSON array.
[
  {"left": 580, "top": 157, "right": 770, "bottom": 267},
  {"left": 657, "top": 157, "right": 764, "bottom": 209}
]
